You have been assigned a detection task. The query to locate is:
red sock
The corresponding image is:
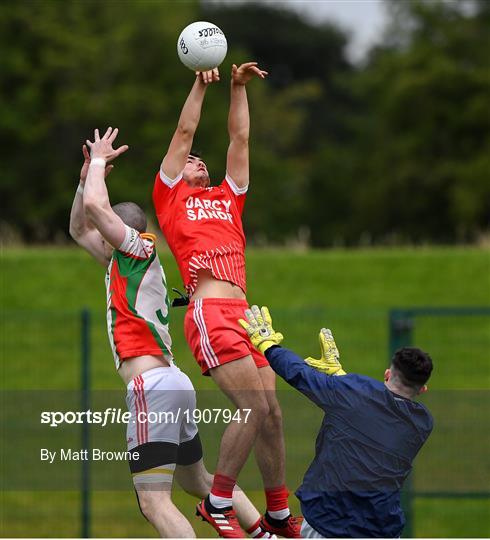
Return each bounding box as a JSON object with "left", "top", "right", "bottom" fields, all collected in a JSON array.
[
  {"left": 210, "top": 473, "right": 236, "bottom": 501},
  {"left": 246, "top": 518, "right": 265, "bottom": 538},
  {"left": 265, "top": 484, "right": 289, "bottom": 515}
]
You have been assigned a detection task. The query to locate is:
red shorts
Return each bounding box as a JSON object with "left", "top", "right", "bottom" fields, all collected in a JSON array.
[{"left": 184, "top": 298, "right": 269, "bottom": 375}]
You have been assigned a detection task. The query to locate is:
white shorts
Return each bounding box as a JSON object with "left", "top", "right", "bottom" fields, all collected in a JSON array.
[
  {"left": 300, "top": 518, "right": 324, "bottom": 538},
  {"left": 125, "top": 364, "right": 200, "bottom": 459}
]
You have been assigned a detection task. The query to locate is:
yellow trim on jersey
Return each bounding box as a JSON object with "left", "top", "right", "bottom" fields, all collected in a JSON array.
[
  {"left": 132, "top": 467, "right": 174, "bottom": 476},
  {"left": 140, "top": 233, "right": 157, "bottom": 243}
]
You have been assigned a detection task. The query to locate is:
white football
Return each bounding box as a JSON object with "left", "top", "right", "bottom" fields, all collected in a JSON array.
[{"left": 177, "top": 21, "right": 227, "bottom": 72}]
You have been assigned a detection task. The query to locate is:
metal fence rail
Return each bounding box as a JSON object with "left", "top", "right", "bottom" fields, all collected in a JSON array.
[
  {"left": 80, "top": 308, "right": 91, "bottom": 538},
  {"left": 2, "top": 307, "right": 489, "bottom": 537},
  {"left": 389, "top": 306, "right": 490, "bottom": 538}
]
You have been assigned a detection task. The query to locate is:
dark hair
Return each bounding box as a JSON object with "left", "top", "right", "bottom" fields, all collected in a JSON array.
[
  {"left": 189, "top": 149, "right": 202, "bottom": 160},
  {"left": 391, "top": 347, "right": 433, "bottom": 388},
  {"left": 112, "top": 202, "right": 147, "bottom": 233}
]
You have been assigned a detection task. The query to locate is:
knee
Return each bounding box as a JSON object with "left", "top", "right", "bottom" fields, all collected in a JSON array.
[
  {"left": 235, "top": 391, "right": 270, "bottom": 423},
  {"left": 183, "top": 471, "right": 213, "bottom": 499},
  {"left": 137, "top": 493, "right": 159, "bottom": 522},
  {"left": 136, "top": 490, "right": 173, "bottom": 523},
  {"left": 248, "top": 397, "right": 270, "bottom": 423},
  {"left": 266, "top": 400, "right": 283, "bottom": 428}
]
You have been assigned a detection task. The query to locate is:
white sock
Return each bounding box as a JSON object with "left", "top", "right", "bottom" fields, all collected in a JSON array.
[
  {"left": 209, "top": 492, "right": 233, "bottom": 509},
  {"left": 268, "top": 508, "right": 290, "bottom": 521},
  {"left": 249, "top": 526, "right": 273, "bottom": 538}
]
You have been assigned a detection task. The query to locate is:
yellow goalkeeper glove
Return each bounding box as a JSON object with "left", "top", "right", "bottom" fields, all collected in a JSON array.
[
  {"left": 239, "top": 305, "right": 284, "bottom": 354},
  {"left": 305, "top": 328, "right": 346, "bottom": 376}
]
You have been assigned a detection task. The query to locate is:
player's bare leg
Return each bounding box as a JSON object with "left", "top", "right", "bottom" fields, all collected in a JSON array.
[
  {"left": 254, "top": 365, "right": 286, "bottom": 488},
  {"left": 175, "top": 458, "right": 212, "bottom": 498},
  {"left": 210, "top": 356, "right": 270, "bottom": 479},
  {"left": 195, "top": 356, "right": 269, "bottom": 537},
  {"left": 254, "top": 365, "right": 301, "bottom": 537},
  {"left": 135, "top": 486, "right": 195, "bottom": 538},
  {"left": 176, "top": 458, "right": 265, "bottom": 533}
]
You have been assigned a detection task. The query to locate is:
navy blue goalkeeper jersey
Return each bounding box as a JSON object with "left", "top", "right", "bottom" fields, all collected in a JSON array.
[{"left": 265, "top": 346, "right": 433, "bottom": 538}]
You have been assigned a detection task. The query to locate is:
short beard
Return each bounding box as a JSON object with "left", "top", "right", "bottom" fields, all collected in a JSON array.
[
  {"left": 195, "top": 172, "right": 210, "bottom": 187},
  {"left": 183, "top": 169, "right": 210, "bottom": 188}
]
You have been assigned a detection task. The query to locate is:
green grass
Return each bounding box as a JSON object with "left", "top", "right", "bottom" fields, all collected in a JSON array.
[
  {"left": 5, "top": 491, "right": 487, "bottom": 538},
  {"left": 2, "top": 245, "right": 489, "bottom": 390},
  {"left": 3, "top": 244, "right": 489, "bottom": 311},
  {"left": 1, "top": 246, "right": 489, "bottom": 537},
  {"left": 413, "top": 498, "right": 490, "bottom": 537}
]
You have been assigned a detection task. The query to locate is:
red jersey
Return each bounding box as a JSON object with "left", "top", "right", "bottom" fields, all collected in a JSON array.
[{"left": 153, "top": 169, "right": 248, "bottom": 295}]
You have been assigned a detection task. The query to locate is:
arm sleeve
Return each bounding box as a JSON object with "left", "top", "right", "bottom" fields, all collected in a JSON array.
[
  {"left": 159, "top": 167, "right": 184, "bottom": 189},
  {"left": 117, "top": 225, "right": 153, "bottom": 258},
  {"left": 223, "top": 174, "right": 248, "bottom": 215},
  {"left": 152, "top": 168, "right": 183, "bottom": 216},
  {"left": 265, "top": 345, "right": 344, "bottom": 409}
]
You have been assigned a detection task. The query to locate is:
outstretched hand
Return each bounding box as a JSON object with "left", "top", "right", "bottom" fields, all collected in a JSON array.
[
  {"left": 79, "top": 144, "right": 113, "bottom": 184},
  {"left": 231, "top": 62, "right": 268, "bottom": 85},
  {"left": 305, "top": 328, "right": 346, "bottom": 376},
  {"left": 85, "top": 127, "right": 129, "bottom": 163},
  {"left": 196, "top": 67, "right": 220, "bottom": 85},
  {"left": 238, "top": 305, "right": 283, "bottom": 354}
]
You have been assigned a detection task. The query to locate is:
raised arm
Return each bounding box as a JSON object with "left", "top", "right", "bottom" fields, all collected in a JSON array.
[
  {"left": 265, "top": 345, "right": 339, "bottom": 409},
  {"left": 226, "top": 62, "right": 268, "bottom": 188},
  {"left": 83, "top": 127, "right": 129, "bottom": 250},
  {"left": 239, "top": 305, "right": 342, "bottom": 410},
  {"left": 69, "top": 144, "right": 114, "bottom": 266},
  {"left": 161, "top": 69, "right": 219, "bottom": 180}
]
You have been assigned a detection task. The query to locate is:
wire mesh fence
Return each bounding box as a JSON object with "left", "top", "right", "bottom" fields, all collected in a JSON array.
[
  {"left": 389, "top": 308, "right": 490, "bottom": 537},
  {"left": 1, "top": 307, "right": 489, "bottom": 537}
]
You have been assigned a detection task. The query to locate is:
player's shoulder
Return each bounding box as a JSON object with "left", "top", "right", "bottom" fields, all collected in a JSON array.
[
  {"left": 338, "top": 373, "right": 384, "bottom": 391},
  {"left": 412, "top": 399, "right": 434, "bottom": 431},
  {"left": 157, "top": 168, "right": 184, "bottom": 189},
  {"left": 116, "top": 227, "right": 156, "bottom": 261},
  {"left": 140, "top": 232, "right": 157, "bottom": 251},
  {"left": 222, "top": 174, "right": 248, "bottom": 196},
  {"left": 387, "top": 388, "right": 434, "bottom": 432},
  {"left": 153, "top": 169, "right": 186, "bottom": 207}
]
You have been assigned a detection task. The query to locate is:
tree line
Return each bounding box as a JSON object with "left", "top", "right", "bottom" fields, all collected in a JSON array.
[{"left": 1, "top": 0, "right": 488, "bottom": 246}]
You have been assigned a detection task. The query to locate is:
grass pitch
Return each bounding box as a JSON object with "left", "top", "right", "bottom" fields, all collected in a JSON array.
[{"left": 1, "top": 245, "right": 489, "bottom": 537}]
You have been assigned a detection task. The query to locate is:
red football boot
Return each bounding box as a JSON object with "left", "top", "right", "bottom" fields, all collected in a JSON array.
[
  {"left": 196, "top": 496, "right": 246, "bottom": 538},
  {"left": 260, "top": 512, "right": 302, "bottom": 538}
]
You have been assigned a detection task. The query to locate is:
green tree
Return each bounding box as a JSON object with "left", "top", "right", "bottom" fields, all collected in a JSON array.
[
  {"left": 345, "top": 0, "right": 490, "bottom": 243},
  {"left": 201, "top": 2, "right": 355, "bottom": 244},
  {"left": 1, "top": 0, "right": 197, "bottom": 241},
  {"left": 201, "top": 2, "right": 353, "bottom": 149},
  {"left": 3, "top": 1, "right": 487, "bottom": 246}
]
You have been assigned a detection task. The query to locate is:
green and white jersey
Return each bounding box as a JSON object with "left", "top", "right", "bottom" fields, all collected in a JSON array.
[{"left": 105, "top": 225, "right": 173, "bottom": 370}]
